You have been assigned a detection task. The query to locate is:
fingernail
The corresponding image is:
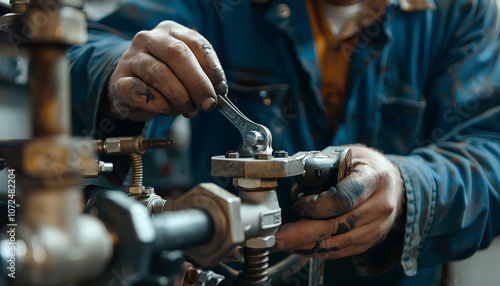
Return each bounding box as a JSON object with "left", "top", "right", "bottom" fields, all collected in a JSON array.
[
  {"left": 201, "top": 97, "right": 216, "bottom": 111},
  {"left": 186, "top": 109, "right": 199, "bottom": 118},
  {"left": 216, "top": 80, "right": 228, "bottom": 95},
  {"left": 271, "top": 240, "right": 285, "bottom": 252}
]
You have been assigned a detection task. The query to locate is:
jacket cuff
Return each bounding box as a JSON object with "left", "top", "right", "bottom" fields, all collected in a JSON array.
[
  {"left": 387, "top": 154, "right": 437, "bottom": 276},
  {"left": 68, "top": 35, "right": 131, "bottom": 136}
]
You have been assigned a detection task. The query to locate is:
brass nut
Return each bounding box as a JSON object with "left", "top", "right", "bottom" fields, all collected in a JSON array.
[
  {"left": 127, "top": 186, "right": 145, "bottom": 195},
  {"left": 29, "top": 6, "right": 87, "bottom": 45},
  {"left": 255, "top": 153, "right": 272, "bottom": 160},
  {"left": 225, "top": 151, "right": 240, "bottom": 158},
  {"left": 273, "top": 150, "right": 289, "bottom": 158},
  {"left": 23, "top": 136, "right": 94, "bottom": 179},
  {"left": 103, "top": 136, "right": 144, "bottom": 155}
]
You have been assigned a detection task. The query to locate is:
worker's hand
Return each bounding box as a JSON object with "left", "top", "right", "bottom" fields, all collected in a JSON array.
[
  {"left": 107, "top": 21, "right": 226, "bottom": 121},
  {"left": 272, "top": 145, "right": 405, "bottom": 260}
]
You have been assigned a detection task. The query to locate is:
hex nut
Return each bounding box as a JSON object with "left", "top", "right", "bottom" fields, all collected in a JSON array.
[
  {"left": 225, "top": 151, "right": 240, "bottom": 158},
  {"left": 255, "top": 153, "right": 272, "bottom": 160},
  {"left": 85, "top": 192, "right": 155, "bottom": 277},
  {"left": 29, "top": 6, "right": 87, "bottom": 45},
  {"left": 274, "top": 150, "right": 289, "bottom": 158},
  {"left": 246, "top": 235, "right": 276, "bottom": 249},
  {"left": 23, "top": 136, "right": 94, "bottom": 179},
  {"left": 211, "top": 155, "right": 304, "bottom": 179},
  {"left": 174, "top": 183, "right": 245, "bottom": 267},
  {"left": 127, "top": 186, "right": 145, "bottom": 195},
  {"left": 196, "top": 270, "right": 225, "bottom": 286},
  {"left": 233, "top": 178, "right": 278, "bottom": 189}
]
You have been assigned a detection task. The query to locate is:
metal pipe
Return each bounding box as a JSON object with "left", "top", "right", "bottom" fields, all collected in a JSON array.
[
  {"left": 29, "top": 45, "right": 71, "bottom": 137},
  {"left": 152, "top": 208, "right": 212, "bottom": 250}
]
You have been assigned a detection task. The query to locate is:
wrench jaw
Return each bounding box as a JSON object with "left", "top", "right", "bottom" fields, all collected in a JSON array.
[
  {"left": 216, "top": 92, "right": 273, "bottom": 158},
  {"left": 240, "top": 126, "right": 273, "bottom": 158}
]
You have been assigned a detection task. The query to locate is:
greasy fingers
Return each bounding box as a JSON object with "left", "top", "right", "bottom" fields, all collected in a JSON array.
[
  {"left": 273, "top": 213, "right": 359, "bottom": 253},
  {"left": 107, "top": 20, "right": 224, "bottom": 121},
  {"left": 293, "top": 163, "right": 377, "bottom": 219},
  {"left": 109, "top": 77, "right": 171, "bottom": 121},
  {"left": 128, "top": 51, "right": 195, "bottom": 117},
  {"left": 168, "top": 23, "right": 227, "bottom": 98},
  {"left": 274, "top": 145, "right": 405, "bottom": 260}
]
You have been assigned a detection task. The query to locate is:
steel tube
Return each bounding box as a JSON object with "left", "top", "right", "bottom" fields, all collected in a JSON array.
[
  {"left": 29, "top": 46, "right": 71, "bottom": 136},
  {"left": 152, "top": 208, "right": 212, "bottom": 250}
]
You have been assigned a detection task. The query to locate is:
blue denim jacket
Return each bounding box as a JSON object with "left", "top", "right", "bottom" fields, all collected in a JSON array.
[{"left": 68, "top": 0, "right": 500, "bottom": 285}]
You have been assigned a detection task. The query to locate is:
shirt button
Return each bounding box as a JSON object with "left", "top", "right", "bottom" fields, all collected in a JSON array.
[{"left": 276, "top": 3, "right": 291, "bottom": 19}]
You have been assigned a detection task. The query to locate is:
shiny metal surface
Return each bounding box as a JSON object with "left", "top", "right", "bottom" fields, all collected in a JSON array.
[{"left": 216, "top": 91, "right": 273, "bottom": 157}]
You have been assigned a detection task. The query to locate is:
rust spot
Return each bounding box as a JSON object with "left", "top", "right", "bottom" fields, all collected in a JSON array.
[{"left": 451, "top": 86, "right": 456, "bottom": 94}]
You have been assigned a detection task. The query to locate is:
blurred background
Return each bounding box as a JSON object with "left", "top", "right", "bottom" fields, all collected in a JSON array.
[{"left": 0, "top": 1, "right": 499, "bottom": 285}]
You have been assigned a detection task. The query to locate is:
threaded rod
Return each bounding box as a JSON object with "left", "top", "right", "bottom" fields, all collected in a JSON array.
[
  {"left": 140, "top": 138, "right": 174, "bottom": 150},
  {"left": 130, "top": 153, "right": 143, "bottom": 187},
  {"left": 241, "top": 248, "right": 270, "bottom": 283}
]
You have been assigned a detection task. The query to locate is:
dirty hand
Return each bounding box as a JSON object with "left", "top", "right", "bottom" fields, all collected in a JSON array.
[
  {"left": 107, "top": 21, "right": 226, "bottom": 121},
  {"left": 272, "top": 145, "right": 405, "bottom": 259}
]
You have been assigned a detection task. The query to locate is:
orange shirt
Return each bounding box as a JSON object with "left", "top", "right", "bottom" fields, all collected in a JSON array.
[{"left": 305, "top": 0, "right": 386, "bottom": 136}]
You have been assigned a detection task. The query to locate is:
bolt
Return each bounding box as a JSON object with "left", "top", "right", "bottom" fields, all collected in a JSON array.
[
  {"left": 244, "top": 131, "right": 264, "bottom": 147},
  {"left": 273, "top": 150, "right": 289, "bottom": 158},
  {"left": 99, "top": 161, "right": 113, "bottom": 173},
  {"left": 255, "top": 153, "right": 272, "bottom": 160},
  {"left": 225, "top": 150, "right": 239, "bottom": 158}
]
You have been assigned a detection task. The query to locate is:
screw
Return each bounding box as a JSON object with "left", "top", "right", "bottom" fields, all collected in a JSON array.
[
  {"left": 244, "top": 131, "right": 264, "bottom": 147},
  {"left": 255, "top": 153, "right": 272, "bottom": 160},
  {"left": 273, "top": 150, "right": 288, "bottom": 158},
  {"left": 225, "top": 151, "right": 240, "bottom": 158},
  {"left": 99, "top": 161, "right": 113, "bottom": 173}
]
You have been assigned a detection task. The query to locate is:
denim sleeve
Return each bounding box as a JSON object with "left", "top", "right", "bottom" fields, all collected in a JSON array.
[
  {"left": 388, "top": 0, "right": 500, "bottom": 276},
  {"left": 390, "top": 106, "right": 500, "bottom": 276}
]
